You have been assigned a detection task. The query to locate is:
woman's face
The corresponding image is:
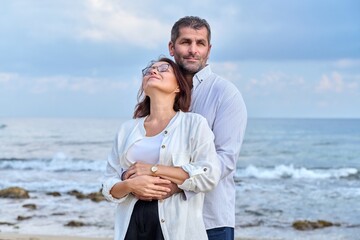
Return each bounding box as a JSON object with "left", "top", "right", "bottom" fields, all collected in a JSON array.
[{"left": 142, "top": 61, "right": 179, "bottom": 96}]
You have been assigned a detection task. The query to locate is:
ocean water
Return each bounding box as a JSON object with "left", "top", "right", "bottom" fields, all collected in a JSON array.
[{"left": 0, "top": 118, "right": 359, "bottom": 239}]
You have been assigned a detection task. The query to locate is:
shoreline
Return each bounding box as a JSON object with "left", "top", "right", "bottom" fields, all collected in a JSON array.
[
  {"left": 0, "top": 233, "right": 111, "bottom": 240},
  {"left": 0, "top": 233, "right": 260, "bottom": 240}
]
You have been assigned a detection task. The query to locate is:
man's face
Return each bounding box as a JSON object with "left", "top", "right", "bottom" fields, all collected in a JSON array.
[{"left": 169, "top": 26, "right": 211, "bottom": 75}]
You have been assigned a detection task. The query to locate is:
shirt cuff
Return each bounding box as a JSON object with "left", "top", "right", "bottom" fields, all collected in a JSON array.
[{"left": 102, "top": 178, "right": 127, "bottom": 203}]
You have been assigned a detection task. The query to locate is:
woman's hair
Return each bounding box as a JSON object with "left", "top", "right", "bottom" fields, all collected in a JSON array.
[{"left": 133, "top": 57, "right": 192, "bottom": 118}]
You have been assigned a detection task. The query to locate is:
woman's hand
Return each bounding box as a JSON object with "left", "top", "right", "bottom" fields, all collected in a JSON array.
[
  {"left": 126, "top": 162, "right": 153, "bottom": 179},
  {"left": 128, "top": 175, "right": 171, "bottom": 199},
  {"left": 110, "top": 175, "right": 171, "bottom": 200}
]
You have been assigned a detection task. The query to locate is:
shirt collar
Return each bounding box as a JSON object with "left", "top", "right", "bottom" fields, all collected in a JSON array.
[{"left": 193, "top": 65, "right": 212, "bottom": 89}]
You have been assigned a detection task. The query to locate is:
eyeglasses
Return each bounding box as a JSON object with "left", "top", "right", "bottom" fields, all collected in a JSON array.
[{"left": 142, "top": 63, "right": 170, "bottom": 76}]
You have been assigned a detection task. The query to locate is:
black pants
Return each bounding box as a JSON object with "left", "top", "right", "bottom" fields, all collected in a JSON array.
[{"left": 124, "top": 200, "right": 164, "bottom": 240}]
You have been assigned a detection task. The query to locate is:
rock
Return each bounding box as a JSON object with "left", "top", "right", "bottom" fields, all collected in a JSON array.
[
  {"left": 22, "top": 204, "right": 37, "bottom": 210},
  {"left": 87, "top": 191, "right": 105, "bottom": 202},
  {"left": 292, "top": 220, "right": 339, "bottom": 230},
  {"left": 64, "top": 220, "right": 86, "bottom": 227},
  {"left": 0, "top": 187, "right": 30, "bottom": 199},
  {"left": 0, "top": 221, "right": 15, "bottom": 226},
  {"left": 52, "top": 212, "right": 66, "bottom": 216},
  {"left": 67, "top": 190, "right": 86, "bottom": 199},
  {"left": 46, "top": 191, "right": 61, "bottom": 197},
  {"left": 67, "top": 189, "right": 105, "bottom": 202},
  {"left": 17, "top": 216, "right": 32, "bottom": 221}
]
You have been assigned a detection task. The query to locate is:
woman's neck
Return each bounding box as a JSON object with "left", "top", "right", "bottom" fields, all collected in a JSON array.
[{"left": 144, "top": 95, "right": 177, "bottom": 136}]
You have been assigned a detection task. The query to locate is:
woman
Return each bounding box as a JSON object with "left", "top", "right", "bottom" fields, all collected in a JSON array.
[{"left": 102, "top": 57, "right": 220, "bottom": 240}]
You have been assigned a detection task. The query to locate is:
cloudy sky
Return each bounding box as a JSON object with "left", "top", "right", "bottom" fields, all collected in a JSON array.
[{"left": 0, "top": 0, "right": 359, "bottom": 118}]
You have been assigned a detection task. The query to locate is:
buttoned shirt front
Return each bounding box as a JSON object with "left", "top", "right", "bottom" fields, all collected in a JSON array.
[
  {"left": 102, "top": 111, "right": 221, "bottom": 240},
  {"left": 191, "top": 65, "right": 247, "bottom": 229}
]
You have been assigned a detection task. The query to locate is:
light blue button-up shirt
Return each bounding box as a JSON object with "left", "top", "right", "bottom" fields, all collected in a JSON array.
[{"left": 191, "top": 65, "right": 247, "bottom": 229}]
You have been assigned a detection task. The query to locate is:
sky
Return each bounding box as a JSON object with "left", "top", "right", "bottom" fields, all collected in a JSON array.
[{"left": 0, "top": 0, "right": 359, "bottom": 118}]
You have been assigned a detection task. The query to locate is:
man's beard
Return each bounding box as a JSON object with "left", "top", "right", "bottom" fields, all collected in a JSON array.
[{"left": 178, "top": 59, "right": 202, "bottom": 74}]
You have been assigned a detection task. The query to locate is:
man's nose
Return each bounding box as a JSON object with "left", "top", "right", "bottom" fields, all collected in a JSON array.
[{"left": 188, "top": 43, "right": 197, "bottom": 54}]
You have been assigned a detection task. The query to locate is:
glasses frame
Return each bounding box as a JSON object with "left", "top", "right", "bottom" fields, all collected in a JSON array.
[{"left": 142, "top": 63, "right": 170, "bottom": 77}]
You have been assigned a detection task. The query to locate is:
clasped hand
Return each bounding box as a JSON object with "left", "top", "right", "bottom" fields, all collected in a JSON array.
[{"left": 124, "top": 162, "right": 181, "bottom": 201}]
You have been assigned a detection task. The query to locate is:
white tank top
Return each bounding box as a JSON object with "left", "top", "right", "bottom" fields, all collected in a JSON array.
[{"left": 126, "top": 133, "right": 164, "bottom": 165}]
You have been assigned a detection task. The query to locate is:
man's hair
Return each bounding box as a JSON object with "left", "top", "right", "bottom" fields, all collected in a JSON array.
[
  {"left": 171, "top": 16, "right": 211, "bottom": 44},
  {"left": 133, "top": 57, "right": 192, "bottom": 118}
]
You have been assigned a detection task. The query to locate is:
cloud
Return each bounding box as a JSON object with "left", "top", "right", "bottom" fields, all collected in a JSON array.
[
  {"left": 245, "top": 72, "right": 305, "bottom": 93},
  {"left": 0, "top": 72, "right": 18, "bottom": 84},
  {"left": 316, "top": 72, "right": 359, "bottom": 93},
  {"left": 0, "top": 72, "right": 139, "bottom": 94},
  {"left": 78, "top": 0, "right": 169, "bottom": 48},
  {"left": 333, "top": 59, "right": 360, "bottom": 69},
  {"left": 210, "top": 61, "right": 243, "bottom": 84}
]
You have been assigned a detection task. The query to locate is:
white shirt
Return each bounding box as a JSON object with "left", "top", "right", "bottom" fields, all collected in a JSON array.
[
  {"left": 191, "top": 65, "right": 247, "bottom": 229},
  {"left": 102, "top": 111, "right": 221, "bottom": 240}
]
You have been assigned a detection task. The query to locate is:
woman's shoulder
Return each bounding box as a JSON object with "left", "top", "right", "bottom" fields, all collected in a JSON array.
[
  {"left": 117, "top": 117, "right": 144, "bottom": 133},
  {"left": 179, "top": 111, "right": 208, "bottom": 125}
]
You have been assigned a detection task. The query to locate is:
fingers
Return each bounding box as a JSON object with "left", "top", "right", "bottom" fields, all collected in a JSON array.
[
  {"left": 133, "top": 188, "right": 168, "bottom": 199},
  {"left": 126, "top": 162, "right": 152, "bottom": 178},
  {"left": 153, "top": 177, "right": 171, "bottom": 185}
]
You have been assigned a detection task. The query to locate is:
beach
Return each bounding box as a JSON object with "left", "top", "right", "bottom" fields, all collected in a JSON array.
[
  {"left": 0, "top": 233, "right": 260, "bottom": 240},
  {"left": 0, "top": 233, "right": 111, "bottom": 240},
  {"left": 0, "top": 118, "right": 359, "bottom": 240}
]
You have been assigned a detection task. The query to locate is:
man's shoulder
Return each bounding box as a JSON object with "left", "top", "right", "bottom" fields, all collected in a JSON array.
[
  {"left": 212, "top": 74, "right": 239, "bottom": 91},
  {"left": 203, "top": 73, "right": 241, "bottom": 99}
]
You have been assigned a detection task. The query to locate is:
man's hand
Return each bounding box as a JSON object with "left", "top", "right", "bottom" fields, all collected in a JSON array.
[{"left": 155, "top": 182, "right": 182, "bottom": 200}]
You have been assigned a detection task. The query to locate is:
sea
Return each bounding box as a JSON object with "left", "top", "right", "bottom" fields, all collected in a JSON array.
[{"left": 0, "top": 118, "right": 359, "bottom": 240}]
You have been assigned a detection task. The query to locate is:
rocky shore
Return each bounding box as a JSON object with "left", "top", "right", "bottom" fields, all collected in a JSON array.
[
  {"left": 0, "top": 186, "right": 106, "bottom": 230},
  {"left": 0, "top": 186, "right": 342, "bottom": 239}
]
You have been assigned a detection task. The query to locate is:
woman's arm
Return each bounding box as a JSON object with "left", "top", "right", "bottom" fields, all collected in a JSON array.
[
  {"left": 125, "top": 162, "right": 189, "bottom": 185},
  {"left": 110, "top": 175, "right": 172, "bottom": 199}
]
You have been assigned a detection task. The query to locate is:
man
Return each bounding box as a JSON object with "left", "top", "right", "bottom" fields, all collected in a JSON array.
[
  {"left": 168, "top": 16, "right": 247, "bottom": 240},
  {"left": 123, "top": 16, "right": 247, "bottom": 240}
]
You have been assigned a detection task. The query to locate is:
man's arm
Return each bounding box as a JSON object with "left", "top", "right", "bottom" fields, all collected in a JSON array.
[{"left": 213, "top": 91, "right": 247, "bottom": 179}]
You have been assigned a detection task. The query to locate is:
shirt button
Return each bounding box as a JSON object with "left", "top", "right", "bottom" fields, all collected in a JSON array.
[
  {"left": 203, "top": 167, "right": 208, "bottom": 172},
  {"left": 164, "top": 130, "right": 168, "bottom": 134},
  {"left": 161, "top": 219, "right": 165, "bottom": 223},
  {"left": 161, "top": 145, "right": 165, "bottom": 149}
]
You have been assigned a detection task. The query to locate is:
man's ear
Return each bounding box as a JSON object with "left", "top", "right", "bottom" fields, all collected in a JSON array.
[{"left": 168, "top": 41, "right": 174, "bottom": 56}]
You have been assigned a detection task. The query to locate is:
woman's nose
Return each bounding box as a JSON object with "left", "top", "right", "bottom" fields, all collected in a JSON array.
[{"left": 149, "top": 67, "right": 158, "bottom": 74}]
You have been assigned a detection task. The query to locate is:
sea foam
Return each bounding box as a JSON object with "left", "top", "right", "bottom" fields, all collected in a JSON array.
[{"left": 237, "top": 164, "right": 359, "bottom": 179}]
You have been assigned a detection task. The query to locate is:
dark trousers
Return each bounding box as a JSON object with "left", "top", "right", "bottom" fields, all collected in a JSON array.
[
  {"left": 206, "top": 227, "right": 234, "bottom": 240},
  {"left": 124, "top": 200, "right": 164, "bottom": 240}
]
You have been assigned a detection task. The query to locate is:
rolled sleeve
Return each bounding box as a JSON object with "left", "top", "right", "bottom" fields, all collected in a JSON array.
[
  {"left": 102, "top": 177, "right": 126, "bottom": 203},
  {"left": 177, "top": 117, "right": 221, "bottom": 193}
]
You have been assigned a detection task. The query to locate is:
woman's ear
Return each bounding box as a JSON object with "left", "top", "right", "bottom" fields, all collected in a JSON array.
[{"left": 174, "top": 87, "right": 180, "bottom": 93}]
